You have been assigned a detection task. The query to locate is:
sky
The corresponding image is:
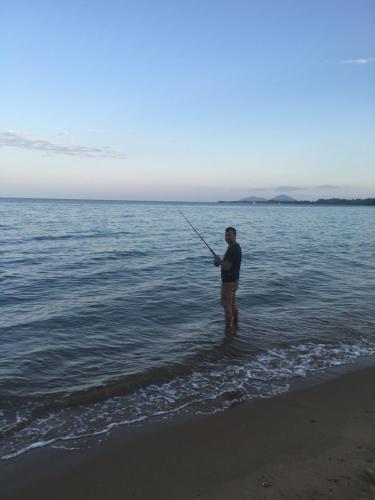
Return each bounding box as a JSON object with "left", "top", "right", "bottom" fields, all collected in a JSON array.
[{"left": 1, "top": 0, "right": 374, "bottom": 201}]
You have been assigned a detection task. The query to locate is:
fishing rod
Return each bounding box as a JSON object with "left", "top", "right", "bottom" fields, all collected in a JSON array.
[{"left": 178, "top": 209, "right": 218, "bottom": 257}]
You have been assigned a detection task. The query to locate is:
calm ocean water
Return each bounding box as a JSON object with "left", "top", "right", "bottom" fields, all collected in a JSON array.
[{"left": 1, "top": 198, "right": 375, "bottom": 459}]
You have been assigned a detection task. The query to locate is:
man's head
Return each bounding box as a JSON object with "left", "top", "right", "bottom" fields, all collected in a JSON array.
[{"left": 225, "top": 227, "right": 237, "bottom": 245}]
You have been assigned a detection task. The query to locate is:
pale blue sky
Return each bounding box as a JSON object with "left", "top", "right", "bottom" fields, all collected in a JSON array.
[{"left": 1, "top": 0, "right": 374, "bottom": 201}]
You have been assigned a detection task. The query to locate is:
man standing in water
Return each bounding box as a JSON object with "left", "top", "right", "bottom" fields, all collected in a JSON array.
[{"left": 213, "top": 227, "right": 242, "bottom": 327}]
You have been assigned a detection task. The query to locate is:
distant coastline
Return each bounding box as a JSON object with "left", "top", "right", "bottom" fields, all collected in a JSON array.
[
  {"left": 1, "top": 196, "right": 375, "bottom": 206},
  {"left": 218, "top": 197, "right": 375, "bottom": 206}
]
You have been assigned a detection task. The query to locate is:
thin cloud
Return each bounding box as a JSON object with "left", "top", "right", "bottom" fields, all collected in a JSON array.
[
  {"left": 245, "top": 187, "right": 271, "bottom": 192},
  {"left": 56, "top": 131, "right": 72, "bottom": 138},
  {"left": 0, "top": 129, "right": 126, "bottom": 159},
  {"left": 275, "top": 186, "right": 307, "bottom": 192},
  {"left": 276, "top": 185, "right": 346, "bottom": 192},
  {"left": 340, "top": 58, "right": 374, "bottom": 65},
  {"left": 315, "top": 184, "right": 346, "bottom": 189}
]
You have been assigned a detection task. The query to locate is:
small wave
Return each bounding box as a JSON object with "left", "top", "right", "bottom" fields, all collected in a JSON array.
[
  {"left": 0, "top": 362, "right": 198, "bottom": 439},
  {"left": 2, "top": 256, "right": 43, "bottom": 266},
  {"left": 25, "top": 230, "right": 131, "bottom": 243},
  {"left": 90, "top": 250, "right": 147, "bottom": 262},
  {"left": 32, "top": 234, "right": 74, "bottom": 241},
  {"left": 1, "top": 338, "right": 374, "bottom": 460}
]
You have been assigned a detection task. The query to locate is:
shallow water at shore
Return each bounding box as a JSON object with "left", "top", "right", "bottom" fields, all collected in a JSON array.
[{"left": 1, "top": 198, "right": 375, "bottom": 458}]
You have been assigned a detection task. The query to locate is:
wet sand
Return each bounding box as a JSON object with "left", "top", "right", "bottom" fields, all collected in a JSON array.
[{"left": 1, "top": 365, "right": 375, "bottom": 500}]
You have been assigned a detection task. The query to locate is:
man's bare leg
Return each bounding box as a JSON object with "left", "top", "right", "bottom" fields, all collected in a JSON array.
[
  {"left": 232, "top": 301, "right": 238, "bottom": 326},
  {"left": 224, "top": 305, "right": 233, "bottom": 326}
]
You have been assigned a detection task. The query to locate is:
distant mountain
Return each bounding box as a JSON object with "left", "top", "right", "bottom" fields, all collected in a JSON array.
[
  {"left": 239, "top": 194, "right": 297, "bottom": 202},
  {"left": 269, "top": 194, "right": 296, "bottom": 202},
  {"left": 240, "top": 195, "right": 267, "bottom": 202}
]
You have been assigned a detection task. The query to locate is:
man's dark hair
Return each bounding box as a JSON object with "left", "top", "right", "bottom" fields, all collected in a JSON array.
[{"left": 225, "top": 226, "right": 236, "bottom": 235}]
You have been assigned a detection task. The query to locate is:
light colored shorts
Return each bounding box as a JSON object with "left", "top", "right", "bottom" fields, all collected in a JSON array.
[{"left": 220, "top": 280, "right": 239, "bottom": 307}]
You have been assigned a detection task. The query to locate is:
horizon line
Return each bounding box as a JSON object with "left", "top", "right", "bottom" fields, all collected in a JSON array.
[
  {"left": 0, "top": 196, "right": 219, "bottom": 204},
  {"left": 1, "top": 195, "right": 374, "bottom": 204}
]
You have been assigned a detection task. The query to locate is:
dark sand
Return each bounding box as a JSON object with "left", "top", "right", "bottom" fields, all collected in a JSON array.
[{"left": 1, "top": 364, "right": 375, "bottom": 500}]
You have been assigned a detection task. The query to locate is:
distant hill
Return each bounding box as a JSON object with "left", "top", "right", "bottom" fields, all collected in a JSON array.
[
  {"left": 240, "top": 194, "right": 296, "bottom": 202},
  {"left": 240, "top": 195, "right": 267, "bottom": 202},
  {"left": 269, "top": 194, "right": 296, "bottom": 202}
]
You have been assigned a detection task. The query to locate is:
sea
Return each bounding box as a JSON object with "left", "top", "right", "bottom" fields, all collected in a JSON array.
[{"left": 1, "top": 198, "right": 374, "bottom": 460}]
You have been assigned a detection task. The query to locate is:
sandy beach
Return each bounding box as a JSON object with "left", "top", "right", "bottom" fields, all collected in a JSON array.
[{"left": 1, "top": 364, "right": 375, "bottom": 500}]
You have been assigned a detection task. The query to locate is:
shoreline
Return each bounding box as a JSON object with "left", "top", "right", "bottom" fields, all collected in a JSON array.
[{"left": 2, "top": 360, "right": 375, "bottom": 499}]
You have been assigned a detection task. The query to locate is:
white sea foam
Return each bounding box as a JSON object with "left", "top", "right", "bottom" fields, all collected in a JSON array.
[
  {"left": 1, "top": 338, "right": 374, "bottom": 461},
  {"left": 1, "top": 439, "right": 57, "bottom": 460}
]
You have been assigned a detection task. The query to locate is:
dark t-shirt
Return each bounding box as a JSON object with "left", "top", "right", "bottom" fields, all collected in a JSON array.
[{"left": 221, "top": 242, "right": 242, "bottom": 283}]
